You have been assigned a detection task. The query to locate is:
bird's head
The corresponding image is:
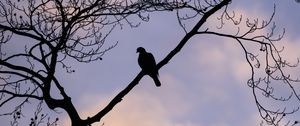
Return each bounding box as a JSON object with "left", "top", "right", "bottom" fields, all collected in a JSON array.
[{"left": 136, "top": 47, "right": 146, "bottom": 53}]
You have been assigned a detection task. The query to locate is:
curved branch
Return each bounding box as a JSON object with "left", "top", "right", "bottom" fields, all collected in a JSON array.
[
  {"left": 0, "top": 71, "right": 42, "bottom": 88},
  {"left": 0, "top": 60, "right": 44, "bottom": 81},
  {"left": 0, "top": 24, "right": 44, "bottom": 42},
  {"left": 0, "top": 90, "right": 42, "bottom": 100}
]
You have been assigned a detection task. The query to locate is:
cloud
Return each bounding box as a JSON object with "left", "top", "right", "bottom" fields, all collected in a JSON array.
[
  {"left": 100, "top": 92, "right": 170, "bottom": 126},
  {"left": 60, "top": 73, "right": 204, "bottom": 126},
  {"left": 191, "top": 37, "right": 251, "bottom": 83},
  {"left": 275, "top": 38, "right": 300, "bottom": 64},
  {"left": 194, "top": 7, "right": 300, "bottom": 84}
]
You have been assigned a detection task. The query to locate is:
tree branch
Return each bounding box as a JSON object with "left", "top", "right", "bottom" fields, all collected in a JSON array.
[
  {"left": 0, "top": 90, "right": 43, "bottom": 100},
  {"left": 0, "top": 60, "right": 44, "bottom": 80},
  {"left": 0, "top": 24, "right": 44, "bottom": 42}
]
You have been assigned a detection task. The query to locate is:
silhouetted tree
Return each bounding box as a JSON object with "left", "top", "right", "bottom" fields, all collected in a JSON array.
[{"left": 0, "top": 0, "right": 299, "bottom": 126}]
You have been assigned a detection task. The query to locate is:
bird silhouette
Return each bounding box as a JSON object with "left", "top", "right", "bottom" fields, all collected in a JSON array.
[{"left": 136, "top": 47, "right": 161, "bottom": 87}]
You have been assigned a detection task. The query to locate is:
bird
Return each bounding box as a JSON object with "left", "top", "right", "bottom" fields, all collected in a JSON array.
[{"left": 136, "top": 47, "right": 161, "bottom": 87}]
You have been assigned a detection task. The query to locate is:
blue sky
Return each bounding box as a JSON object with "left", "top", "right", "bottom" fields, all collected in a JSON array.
[{"left": 1, "top": 0, "right": 300, "bottom": 126}]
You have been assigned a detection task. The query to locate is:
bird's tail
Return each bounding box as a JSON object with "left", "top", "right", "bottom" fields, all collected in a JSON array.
[{"left": 152, "top": 75, "right": 161, "bottom": 87}]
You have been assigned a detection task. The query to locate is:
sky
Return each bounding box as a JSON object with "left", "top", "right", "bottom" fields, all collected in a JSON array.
[{"left": 1, "top": 0, "right": 300, "bottom": 126}]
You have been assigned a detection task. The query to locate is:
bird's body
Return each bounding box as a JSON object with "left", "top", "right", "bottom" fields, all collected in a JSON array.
[{"left": 137, "top": 47, "right": 161, "bottom": 87}]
